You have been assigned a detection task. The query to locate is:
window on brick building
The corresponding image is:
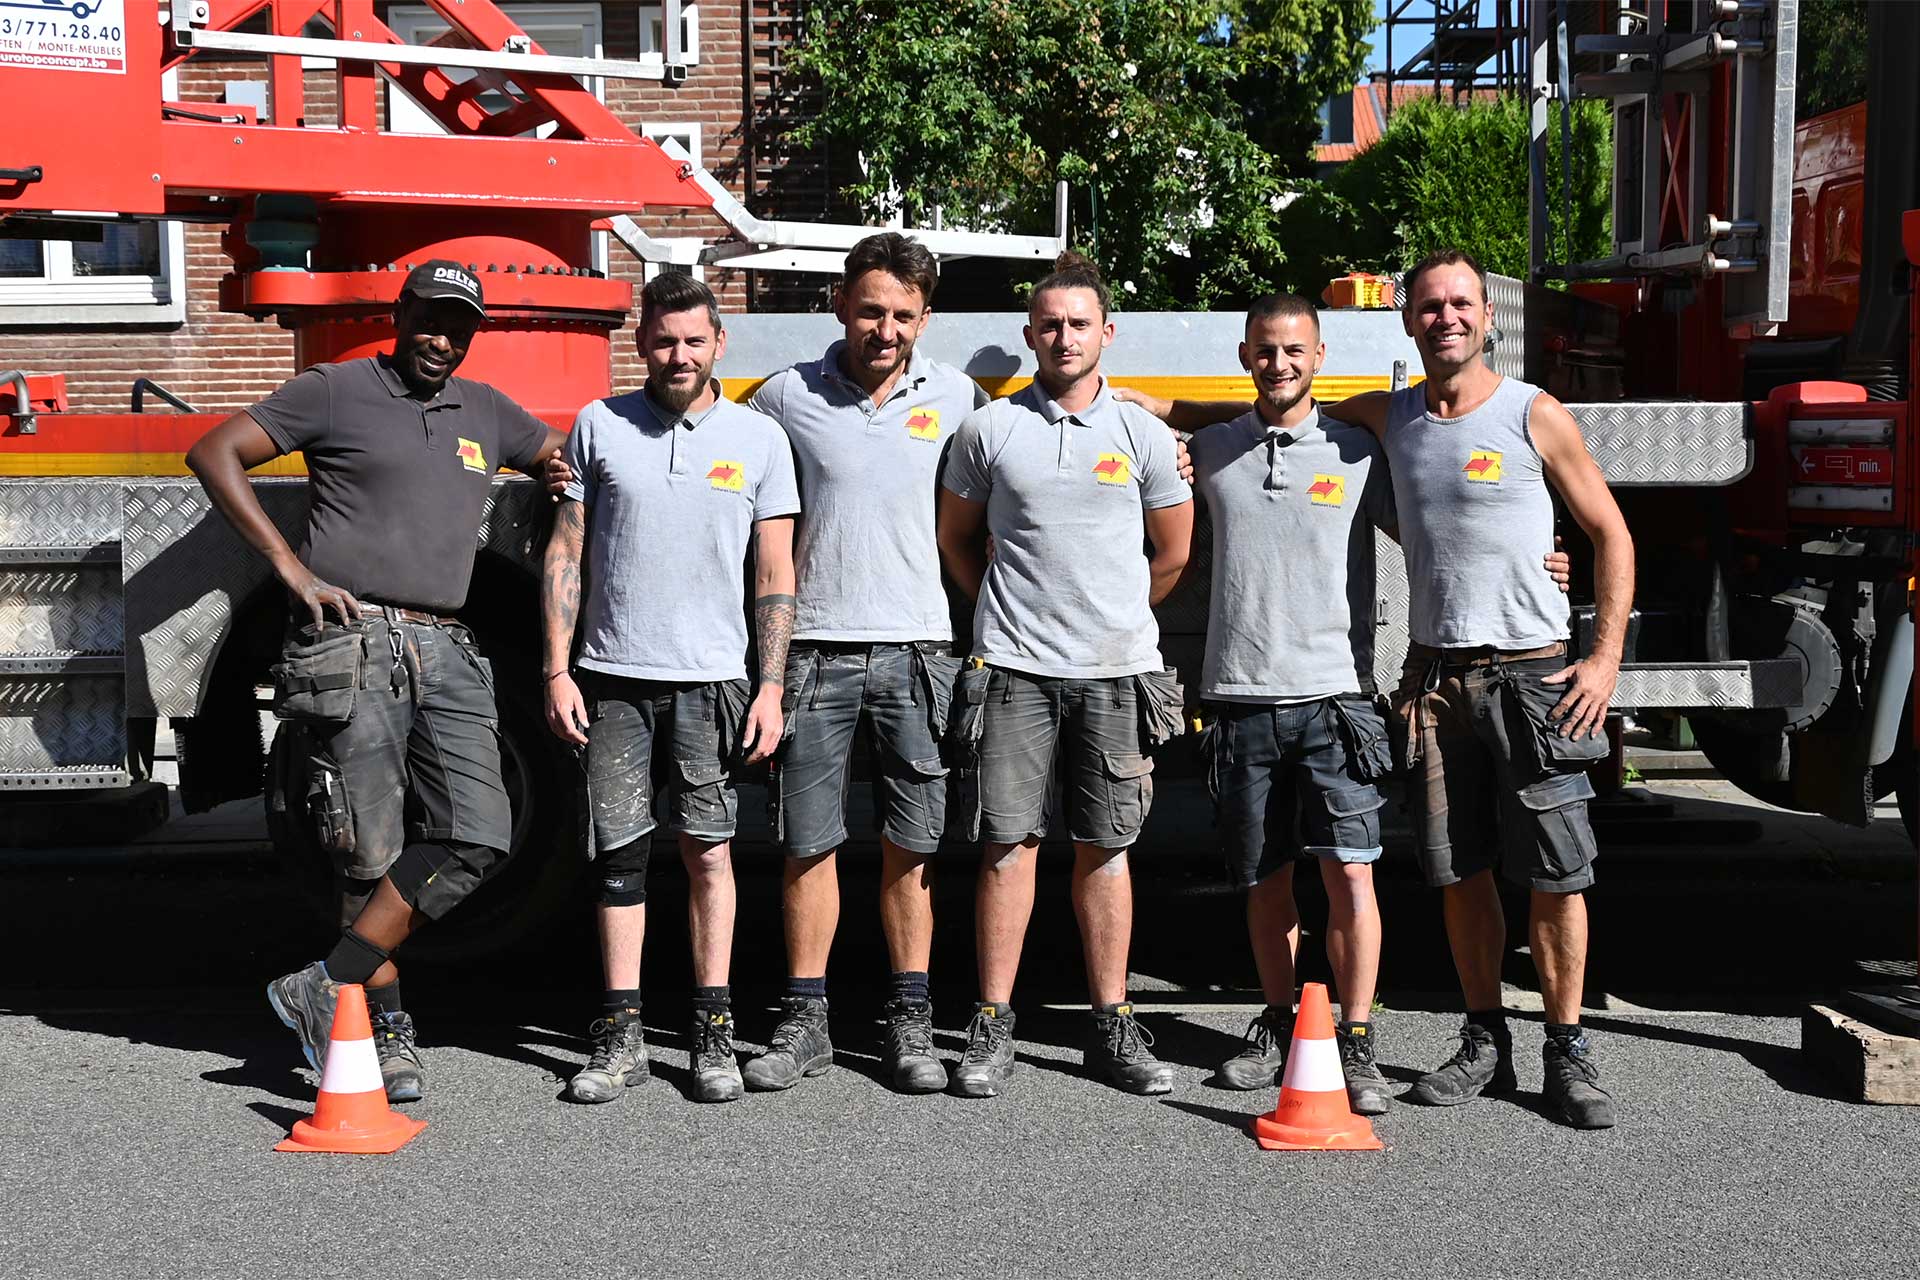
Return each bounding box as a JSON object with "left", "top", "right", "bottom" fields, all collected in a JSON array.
[{"left": 638, "top": 3, "right": 700, "bottom": 65}]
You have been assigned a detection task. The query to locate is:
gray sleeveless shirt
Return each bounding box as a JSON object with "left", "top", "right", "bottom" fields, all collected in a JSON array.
[{"left": 1381, "top": 374, "right": 1569, "bottom": 649}]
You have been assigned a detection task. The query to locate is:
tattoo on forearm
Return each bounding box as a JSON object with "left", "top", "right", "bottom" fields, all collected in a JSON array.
[
  {"left": 541, "top": 502, "right": 585, "bottom": 670},
  {"left": 755, "top": 592, "right": 795, "bottom": 687}
]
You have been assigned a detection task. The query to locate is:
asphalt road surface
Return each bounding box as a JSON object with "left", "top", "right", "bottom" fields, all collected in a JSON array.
[{"left": 2, "top": 770, "right": 1917, "bottom": 1278}]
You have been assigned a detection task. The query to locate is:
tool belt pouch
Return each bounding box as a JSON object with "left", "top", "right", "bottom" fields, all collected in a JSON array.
[
  {"left": 1506, "top": 664, "right": 1610, "bottom": 776},
  {"left": 1134, "top": 668, "right": 1187, "bottom": 749},
  {"left": 304, "top": 754, "right": 356, "bottom": 856},
  {"left": 948, "top": 664, "right": 994, "bottom": 841},
  {"left": 712, "top": 677, "right": 753, "bottom": 775},
  {"left": 270, "top": 624, "right": 364, "bottom": 724},
  {"left": 1330, "top": 694, "right": 1394, "bottom": 781}
]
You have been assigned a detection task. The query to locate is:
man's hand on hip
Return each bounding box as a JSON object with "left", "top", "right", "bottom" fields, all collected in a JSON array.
[
  {"left": 1538, "top": 656, "right": 1618, "bottom": 741},
  {"left": 281, "top": 562, "right": 362, "bottom": 627}
]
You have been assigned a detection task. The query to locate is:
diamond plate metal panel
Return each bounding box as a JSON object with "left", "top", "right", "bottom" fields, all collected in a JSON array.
[
  {"left": 1571, "top": 401, "right": 1752, "bottom": 486},
  {"left": 0, "top": 673, "right": 125, "bottom": 772},
  {"left": 1373, "top": 529, "right": 1411, "bottom": 694},
  {"left": 0, "top": 479, "right": 127, "bottom": 545},
  {"left": 0, "top": 566, "right": 123, "bottom": 654}
]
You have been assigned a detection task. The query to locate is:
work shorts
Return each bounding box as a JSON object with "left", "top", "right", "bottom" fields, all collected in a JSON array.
[
  {"left": 579, "top": 672, "right": 750, "bottom": 851},
  {"left": 953, "top": 667, "right": 1182, "bottom": 850},
  {"left": 1203, "top": 694, "right": 1391, "bottom": 888},
  {"left": 769, "top": 641, "right": 961, "bottom": 859},
  {"left": 1391, "top": 643, "right": 1605, "bottom": 893},
  {"left": 276, "top": 612, "right": 511, "bottom": 883}
]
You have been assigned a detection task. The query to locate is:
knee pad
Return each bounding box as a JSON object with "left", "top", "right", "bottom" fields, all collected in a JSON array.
[{"left": 598, "top": 833, "right": 652, "bottom": 907}]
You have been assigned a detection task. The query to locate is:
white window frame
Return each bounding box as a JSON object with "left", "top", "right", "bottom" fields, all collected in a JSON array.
[
  {"left": 385, "top": 3, "right": 606, "bottom": 139},
  {"left": 637, "top": 122, "right": 704, "bottom": 283},
  {"left": 638, "top": 2, "right": 700, "bottom": 66}
]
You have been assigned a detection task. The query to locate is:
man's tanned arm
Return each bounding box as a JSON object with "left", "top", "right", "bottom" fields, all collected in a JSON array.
[
  {"left": 1144, "top": 501, "right": 1195, "bottom": 605},
  {"left": 743, "top": 515, "right": 797, "bottom": 764},
  {"left": 936, "top": 490, "right": 991, "bottom": 602},
  {"left": 541, "top": 499, "right": 590, "bottom": 746}
]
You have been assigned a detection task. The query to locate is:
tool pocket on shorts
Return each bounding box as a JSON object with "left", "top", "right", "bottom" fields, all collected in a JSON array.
[
  {"left": 705, "top": 678, "right": 752, "bottom": 772},
  {"left": 1507, "top": 669, "right": 1609, "bottom": 776},
  {"left": 948, "top": 663, "right": 995, "bottom": 839},
  {"left": 1101, "top": 750, "right": 1156, "bottom": 833},
  {"left": 915, "top": 646, "right": 963, "bottom": 762},
  {"left": 1320, "top": 781, "right": 1386, "bottom": 853},
  {"left": 779, "top": 649, "right": 818, "bottom": 746},
  {"left": 1133, "top": 667, "right": 1187, "bottom": 749},
  {"left": 1515, "top": 771, "right": 1598, "bottom": 880},
  {"left": 270, "top": 624, "right": 364, "bottom": 723},
  {"left": 1329, "top": 694, "right": 1394, "bottom": 781},
  {"left": 303, "top": 753, "right": 357, "bottom": 856}
]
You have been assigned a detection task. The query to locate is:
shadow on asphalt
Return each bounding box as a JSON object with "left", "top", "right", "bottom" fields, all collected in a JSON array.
[{"left": 1579, "top": 1011, "right": 1844, "bottom": 1101}]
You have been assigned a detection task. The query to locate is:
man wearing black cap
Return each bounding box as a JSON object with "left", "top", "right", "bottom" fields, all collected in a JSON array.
[{"left": 187, "top": 260, "right": 566, "bottom": 1102}]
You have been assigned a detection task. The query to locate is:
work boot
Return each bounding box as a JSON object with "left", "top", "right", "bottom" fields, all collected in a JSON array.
[
  {"left": 266, "top": 960, "right": 340, "bottom": 1073},
  {"left": 372, "top": 1008, "right": 426, "bottom": 1103},
  {"left": 1337, "top": 1020, "right": 1390, "bottom": 1116},
  {"left": 1542, "top": 1030, "right": 1617, "bottom": 1129},
  {"left": 743, "top": 996, "right": 834, "bottom": 1091},
  {"left": 1212, "top": 1004, "right": 1291, "bottom": 1090},
  {"left": 948, "top": 1003, "right": 1016, "bottom": 1098},
  {"left": 567, "top": 1014, "right": 650, "bottom": 1104},
  {"left": 1087, "top": 1002, "right": 1175, "bottom": 1096},
  {"left": 1405, "top": 1018, "right": 1516, "bottom": 1105},
  {"left": 881, "top": 997, "right": 946, "bottom": 1094},
  {"left": 689, "top": 1006, "right": 744, "bottom": 1103}
]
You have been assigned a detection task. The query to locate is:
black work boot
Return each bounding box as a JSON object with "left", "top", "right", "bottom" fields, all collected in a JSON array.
[
  {"left": 743, "top": 996, "right": 834, "bottom": 1091},
  {"left": 266, "top": 960, "right": 341, "bottom": 1074},
  {"left": 1336, "top": 1020, "right": 1390, "bottom": 1116},
  {"left": 948, "top": 1003, "right": 1016, "bottom": 1098},
  {"left": 1087, "top": 1002, "right": 1175, "bottom": 1096},
  {"left": 1542, "top": 1030, "right": 1617, "bottom": 1129},
  {"left": 689, "top": 1006, "right": 744, "bottom": 1103},
  {"left": 567, "top": 1014, "right": 650, "bottom": 1103},
  {"left": 1405, "top": 1018, "right": 1516, "bottom": 1105},
  {"left": 372, "top": 1008, "right": 426, "bottom": 1103},
  {"left": 1212, "top": 1004, "right": 1291, "bottom": 1090},
  {"left": 881, "top": 997, "right": 946, "bottom": 1094}
]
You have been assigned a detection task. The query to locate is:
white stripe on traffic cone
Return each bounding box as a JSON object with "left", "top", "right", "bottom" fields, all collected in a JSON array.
[
  {"left": 1279, "top": 1032, "right": 1345, "bottom": 1094},
  {"left": 317, "top": 1030, "right": 384, "bottom": 1096}
]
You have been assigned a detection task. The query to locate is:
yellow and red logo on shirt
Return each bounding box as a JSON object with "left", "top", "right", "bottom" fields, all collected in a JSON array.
[
  {"left": 1092, "top": 453, "right": 1131, "bottom": 485},
  {"left": 1463, "top": 450, "right": 1503, "bottom": 482},
  {"left": 706, "top": 460, "right": 746, "bottom": 492},
  {"left": 1306, "top": 474, "right": 1345, "bottom": 506},
  {"left": 905, "top": 407, "right": 941, "bottom": 441},
  {"left": 456, "top": 438, "right": 488, "bottom": 473}
]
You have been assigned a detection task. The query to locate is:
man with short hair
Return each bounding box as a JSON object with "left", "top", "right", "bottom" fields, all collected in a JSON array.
[
  {"left": 543, "top": 272, "right": 799, "bottom": 1105},
  {"left": 187, "top": 261, "right": 566, "bottom": 1102},
  {"left": 738, "top": 232, "right": 986, "bottom": 1094},
  {"left": 936, "top": 251, "right": 1194, "bottom": 1098}
]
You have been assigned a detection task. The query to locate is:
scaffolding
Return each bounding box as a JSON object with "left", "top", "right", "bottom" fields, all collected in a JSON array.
[{"left": 1382, "top": 0, "right": 1531, "bottom": 121}]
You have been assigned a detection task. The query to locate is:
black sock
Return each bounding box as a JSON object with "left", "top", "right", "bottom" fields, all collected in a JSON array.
[
  {"left": 785, "top": 976, "right": 827, "bottom": 1002},
  {"left": 891, "top": 970, "right": 930, "bottom": 1005},
  {"left": 324, "top": 928, "right": 389, "bottom": 986},
  {"left": 604, "top": 989, "right": 643, "bottom": 1021},
  {"left": 366, "top": 980, "right": 403, "bottom": 1016},
  {"left": 1545, "top": 1022, "right": 1582, "bottom": 1041},
  {"left": 692, "top": 985, "right": 731, "bottom": 1013},
  {"left": 1467, "top": 1008, "right": 1507, "bottom": 1031}
]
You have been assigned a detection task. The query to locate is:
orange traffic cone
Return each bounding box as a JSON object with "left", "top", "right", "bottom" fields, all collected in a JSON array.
[
  {"left": 1251, "top": 982, "right": 1384, "bottom": 1151},
  {"left": 275, "top": 984, "right": 427, "bottom": 1154}
]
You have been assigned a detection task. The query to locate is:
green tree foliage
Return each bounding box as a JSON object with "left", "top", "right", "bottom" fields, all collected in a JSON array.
[
  {"left": 1275, "top": 94, "right": 1612, "bottom": 293},
  {"left": 1795, "top": 0, "right": 1866, "bottom": 121},
  {"left": 787, "top": 0, "right": 1373, "bottom": 307}
]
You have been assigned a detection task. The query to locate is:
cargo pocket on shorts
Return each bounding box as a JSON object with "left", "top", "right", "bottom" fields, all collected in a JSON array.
[
  {"left": 1330, "top": 694, "right": 1393, "bottom": 781},
  {"left": 1320, "top": 782, "right": 1386, "bottom": 854},
  {"left": 1507, "top": 671, "right": 1610, "bottom": 776},
  {"left": 916, "top": 647, "right": 963, "bottom": 761},
  {"left": 270, "top": 624, "right": 365, "bottom": 724},
  {"left": 779, "top": 650, "right": 818, "bottom": 746},
  {"left": 1514, "top": 771, "right": 1599, "bottom": 881},
  {"left": 1101, "top": 750, "right": 1156, "bottom": 836},
  {"left": 948, "top": 663, "right": 995, "bottom": 841},
  {"left": 712, "top": 677, "right": 753, "bottom": 770}
]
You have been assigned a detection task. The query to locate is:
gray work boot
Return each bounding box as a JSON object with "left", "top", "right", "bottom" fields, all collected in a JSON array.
[
  {"left": 266, "top": 960, "right": 341, "bottom": 1073},
  {"left": 689, "top": 1006, "right": 744, "bottom": 1103},
  {"left": 1087, "top": 1002, "right": 1175, "bottom": 1096},
  {"left": 567, "top": 1014, "right": 650, "bottom": 1104},
  {"left": 1212, "top": 1004, "right": 1291, "bottom": 1090},
  {"left": 1405, "top": 1019, "right": 1516, "bottom": 1105},
  {"left": 881, "top": 997, "right": 946, "bottom": 1094},
  {"left": 372, "top": 1008, "right": 426, "bottom": 1103},
  {"left": 743, "top": 996, "right": 834, "bottom": 1091},
  {"left": 948, "top": 1003, "right": 1016, "bottom": 1098},
  {"left": 1542, "top": 1030, "right": 1617, "bottom": 1130},
  {"left": 1336, "top": 1020, "right": 1390, "bottom": 1116}
]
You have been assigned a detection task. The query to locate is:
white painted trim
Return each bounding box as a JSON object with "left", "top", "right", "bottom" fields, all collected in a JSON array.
[
  {"left": 637, "top": 122, "right": 703, "bottom": 282},
  {"left": 638, "top": 2, "right": 701, "bottom": 66}
]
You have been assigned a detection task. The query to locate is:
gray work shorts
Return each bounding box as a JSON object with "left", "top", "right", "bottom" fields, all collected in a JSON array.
[
  {"left": 769, "top": 642, "right": 961, "bottom": 859},
  {"left": 963, "top": 668, "right": 1156, "bottom": 849},
  {"left": 579, "top": 672, "right": 750, "bottom": 851},
  {"left": 285, "top": 614, "right": 511, "bottom": 882},
  {"left": 1391, "top": 644, "right": 1605, "bottom": 893},
  {"left": 1204, "top": 695, "right": 1391, "bottom": 888}
]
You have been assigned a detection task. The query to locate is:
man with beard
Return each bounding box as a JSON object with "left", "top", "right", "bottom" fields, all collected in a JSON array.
[
  {"left": 936, "top": 251, "right": 1194, "bottom": 1098},
  {"left": 544, "top": 272, "right": 799, "bottom": 1105},
  {"left": 736, "top": 233, "right": 986, "bottom": 1095},
  {"left": 186, "top": 261, "right": 566, "bottom": 1102},
  {"left": 1124, "top": 250, "right": 1632, "bottom": 1129}
]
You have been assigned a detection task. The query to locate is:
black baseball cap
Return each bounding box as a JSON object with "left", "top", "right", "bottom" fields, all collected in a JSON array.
[{"left": 399, "top": 259, "right": 486, "bottom": 317}]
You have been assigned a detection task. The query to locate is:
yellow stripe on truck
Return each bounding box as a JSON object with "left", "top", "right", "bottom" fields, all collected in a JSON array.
[{"left": 0, "top": 454, "right": 310, "bottom": 478}]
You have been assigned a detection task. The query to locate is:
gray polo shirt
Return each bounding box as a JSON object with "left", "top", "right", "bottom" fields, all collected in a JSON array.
[
  {"left": 561, "top": 382, "right": 801, "bottom": 683},
  {"left": 250, "top": 355, "right": 550, "bottom": 613},
  {"left": 943, "top": 379, "right": 1191, "bottom": 679},
  {"left": 748, "top": 342, "right": 987, "bottom": 642},
  {"left": 1190, "top": 407, "right": 1395, "bottom": 702}
]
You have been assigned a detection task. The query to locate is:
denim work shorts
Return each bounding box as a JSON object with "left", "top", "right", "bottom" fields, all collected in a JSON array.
[
  {"left": 578, "top": 673, "right": 750, "bottom": 851},
  {"left": 1204, "top": 694, "right": 1391, "bottom": 888},
  {"left": 969, "top": 668, "right": 1155, "bottom": 849},
  {"left": 769, "top": 642, "right": 961, "bottom": 859}
]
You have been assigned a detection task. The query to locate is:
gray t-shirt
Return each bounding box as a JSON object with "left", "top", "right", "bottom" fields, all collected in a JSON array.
[
  {"left": 942, "top": 379, "right": 1191, "bottom": 679},
  {"left": 1190, "top": 407, "right": 1395, "bottom": 702},
  {"left": 250, "top": 355, "right": 550, "bottom": 613},
  {"left": 562, "top": 383, "right": 801, "bottom": 682},
  {"left": 748, "top": 342, "right": 987, "bottom": 642},
  {"left": 1381, "top": 375, "right": 1569, "bottom": 649}
]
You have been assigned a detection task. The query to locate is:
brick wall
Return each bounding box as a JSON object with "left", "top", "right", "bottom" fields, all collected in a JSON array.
[{"left": 0, "top": 1, "right": 764, "bottom": 414}]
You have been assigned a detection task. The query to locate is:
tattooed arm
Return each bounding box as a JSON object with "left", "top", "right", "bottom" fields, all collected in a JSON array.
[
  {"left": 542, "top": 498, "right": 591, "bottom": 746},
  {"left": 743, "top": 515, "right": 797, "bottom": 764}
]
